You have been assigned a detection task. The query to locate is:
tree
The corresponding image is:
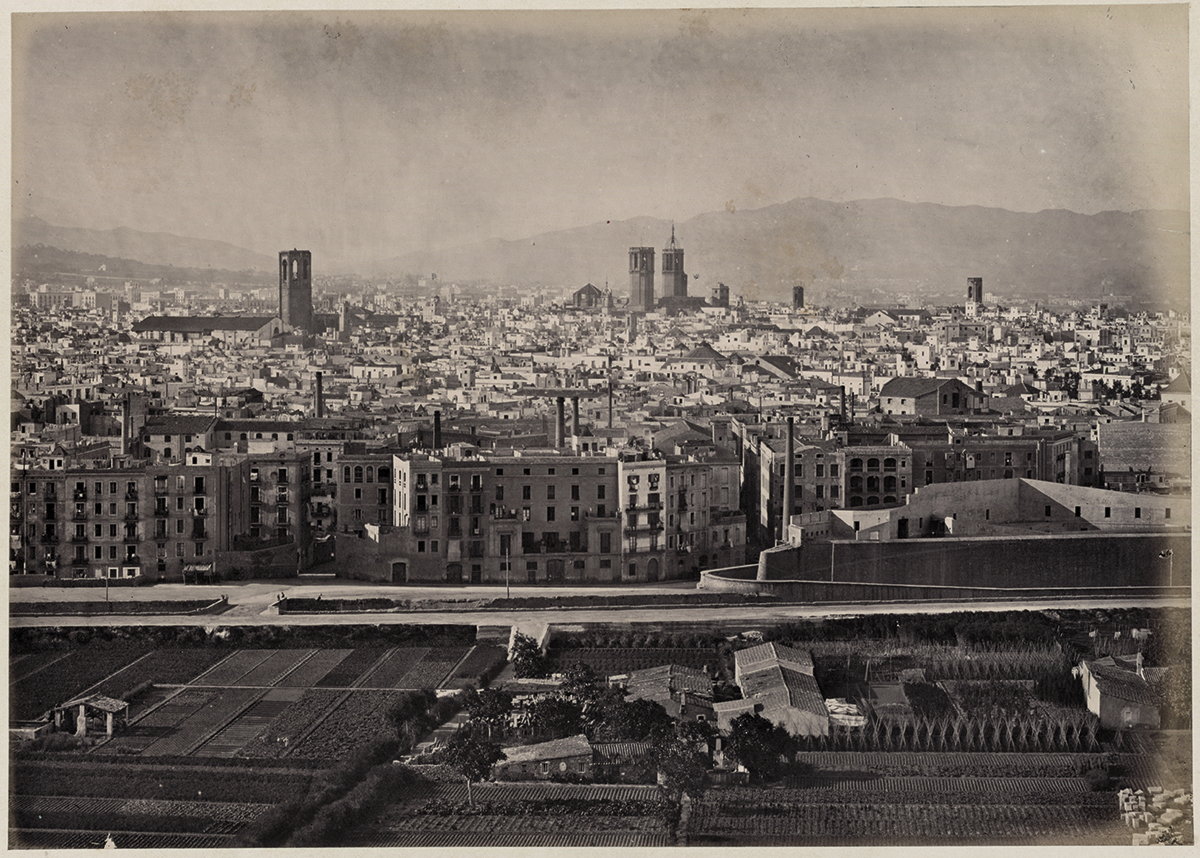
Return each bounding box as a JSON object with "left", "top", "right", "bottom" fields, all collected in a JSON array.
[
  {"left": 592, "top": 697, "right": 675, "bottom": 742},
  {"left": 463, "top": 687, "right": 514, "bottom": 738},
  {"left": 560, "top": 661, "right": 603, "bottom": 703},
  {"left": 651, "top": 720, "right": 715, "bottom": 804},
  {"left": 442, "top": 732, "right": 506, "bottom": 807},
  {"left": 724, "top": 712, "right": 794, "bottom": 782},
  {"left": 510, "top": 632, "right": 547, "bottom": 679},
  {"left": 385, "top": 689, "right": 437, "bottom": 753},
  {"left": 525, "top": 695, "right": 584, "bottom": 740}
]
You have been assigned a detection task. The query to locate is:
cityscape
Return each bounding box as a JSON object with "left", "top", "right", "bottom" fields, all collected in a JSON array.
[{"left": 8, "top": 7, "right": 1192, "bottom": 850}]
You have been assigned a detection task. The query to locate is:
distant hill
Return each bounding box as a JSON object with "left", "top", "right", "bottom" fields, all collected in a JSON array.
[
  {"left": 365, "top": 198, "right": 1190, "bottom": 308},
  {"left": 13, "top": 217, "right": 274, "bottom": 273}
]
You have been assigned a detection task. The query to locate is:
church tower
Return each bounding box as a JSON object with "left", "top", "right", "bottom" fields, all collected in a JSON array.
[
  {"left": 279, "top": 249, "right": 313, "bottom": 334},
  {"left": 629, "top": 246, "right": 655, "bottom": 311},
  {"left": 661, "top": 226, "right": 687, "bottom": 299}
]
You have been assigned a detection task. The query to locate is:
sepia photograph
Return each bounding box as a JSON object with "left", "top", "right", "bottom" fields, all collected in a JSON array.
[{"left": 8, "top": 4, "right": 1192, "bottom": 850}]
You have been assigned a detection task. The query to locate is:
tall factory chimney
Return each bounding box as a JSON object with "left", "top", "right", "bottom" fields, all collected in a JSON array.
[
  {"left": 555, "top": 397, "right": 566, "bottom": 448},
  {"left": 571, "top": 396, "right": 580, "bottom": 439},
  {"left": 780, "top": 416, "right": 795, "bottom": 543},
  {"left": 433, "top": 410, "right": 442, "bottom": 449},
  {"left": 315, "top": 372, "right": 325, "bottom": 419}
]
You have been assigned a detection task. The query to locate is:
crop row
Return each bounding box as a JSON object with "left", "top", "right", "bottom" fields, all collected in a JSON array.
[
  {"left": 794, "top": 711, "right": 1101, "bottom": 753},
  {"left": 9, "top": 830, "right": 236, "bottom": 850},
  {"left": 13, "top": 794, "right": 270, "bottom": 823},
  {"left": 346, "top": 831, "right": 674, "bottom": 848},
  {"left": 11, "top": 760, "right": 316, "bottom": 804},
  {"left": 443, "top": 645, "right": 508, "bottom": 688},
  {"left": 289, "top": 689, "right": 403, "bottom": 759},
  {"left": 10, "top": 645, "right": 151, "bottom": 719},
  {"left": 313, "top": 648, "right": 387, "bottom": 687},
  {"left": 545, "top": 647, "right": 715, "bottom": 675},
  {"left": 140, "top": 688, "right": 262, "bottom": 757},
  {"left": 397, "top": 647, "right": 470, "bottom": 688},
  {"left": 430, "top": 782, "right": 662, "bottom": 804},
  {"left": 236, "top": 689, "right": 342, "bottom": 759},
  {"left": 792, "top": 751, "right": 1100, "bottom": 779},
  {"left": 689, "top": 800, "right": 1123, "bottom": 842},
  {"left": 786, "top": 776, "right": 1087, "bottom": 793},
  {"left": 379, "top": 812, "right": 664, "bottom": 835},
  {"left": 11, "top": 808, "right": 244, "bottom": 836},
  {"left": 9, "top": 650, "right": 73, "bottom": 682}
]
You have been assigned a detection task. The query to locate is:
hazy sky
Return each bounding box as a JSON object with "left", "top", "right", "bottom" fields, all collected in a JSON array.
[{"left": 12, "top": 7, "right": 1188, "bottom": 267}]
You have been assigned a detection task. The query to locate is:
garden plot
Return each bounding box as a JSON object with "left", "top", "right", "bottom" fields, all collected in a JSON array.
[
  {"left": 9, "top": 650, "right": 72, "bottom": 682},
  {"left": 89, "top": 648, "right": 230, "bottom": 700},
  {"left": 275, "top": 648, "right": 353, "bottom": 687},
  {"left": 230, "top": 649, "right": 317, "bottom": 687},
  {"left": 313, "top": 648, "right": 388, "bottom": 688},
  {"left": 192, "top": 688, "right": 304, "bottom": 757},
  {"left": 190, "top": 650, "right": 275, "bottom": 685},
  {"left": 10, "top": 646, "right": 150, "bottom": 720},
  {"left": 10, "top": 830, "right": 235, "bottom": 850},
  {"left": 91, "top": 688, "right": 216, "bottom": 755},
  {"left": 235, "top": 689, "right": 342, "bottom": 759},
  {"left": 288, "top": 689, "right": 404, "bottom": 759},
  {"left": 355, "top": 647, "right": 431, "bottom": 687},
  {"left": 396, "top": 647, "right": 469, "bottom": 688},
  {"left": 139, "top": 687, "right": 263, "bottom": 757}
]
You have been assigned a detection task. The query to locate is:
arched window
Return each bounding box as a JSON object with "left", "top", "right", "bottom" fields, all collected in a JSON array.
[
  {"left": 867, "top": 496, "right": 879, "bottom": 505},
  {"left": 343, "top": 466, "right": 351, "bottom": 482},
  {"left": 850, "top": 458, "right": 863, "bottom": 471},
  {"left": 354, "top": 467, "right": 363, "bottom": 483},
  {"left": 884, "top": 457, "right": 897, "bottom": 470},
  {"left": 366, "top": 467, "right": 374, "bottom": 483},
  {"left": 867, "top": 458, "right": 880, "bottom": 470},
  {"left": 867, "top": 476, "right": 880, "bottom": 492},
  {"left": 378, "top": 467, "right": 389, "bottom": 481},
  {"left": 850, "top": 476, "right": 863, "bottom": 491}
]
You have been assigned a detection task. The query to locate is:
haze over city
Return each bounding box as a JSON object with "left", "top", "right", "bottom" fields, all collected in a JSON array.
[{"left": 13, "top": 6, "right": 1188, "bottom": 272}]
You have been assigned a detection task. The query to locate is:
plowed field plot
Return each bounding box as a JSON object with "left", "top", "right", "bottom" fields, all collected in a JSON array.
[
  {"left": 690, "top": 789, "right": 1126, "bottom": 846},
  {"left": 236, "top": 689, "right": 342, "bottom": 759},
  {"left": 312, "top": 648, "right": 387, "bottom": 688},
  {"left": 191, "top": 650, "right": 275, "bottom": 685},
  {"left": 10, "top": 646, "right": 150, "bottom": 720},
  {"left": 441, "top": 645, "right": 507, "bottom": 689},
  {"left": 231, "top": 649, "right": 316, "bottom": 686},
  {"left": 89, "top": 649, "right": 229, "bottom": 699},
  {"left": 289, "top": 690, "right": 403, "bottom": 759},
  {"left": 789, "top": 775, "right": 1087, "bottom": 793},
  {"left": 12, "top": 795, "right": 270, "bottom": 824},
  {"left": 546, "top": 647, "right": 715, "bottom": 675},
  {"left": 192, "top": 688, "right": 304, "bottom": 757},
  {"left": 139, "top": 688, "right": 263, "bottom": 757},
  {"left": 398, "top": 647, "right": 469, "bottom": 688},
  {"left": 91, "top": 688, "right": 215, "bottom": 755},
  {"left": 274, "top": 648, "right": 352, "bottom": 687},
  {"left": 9, "top": 651, "right": 72, "bottom": 682},
  {"left": 356, "top": 647, "right": 430, "bottom": 687},
  {"left": 9, "top": 830, "right": 235, "bottom": 850},
  {"left": 348, "top": 832, "right": 674, "bottom": 848}
]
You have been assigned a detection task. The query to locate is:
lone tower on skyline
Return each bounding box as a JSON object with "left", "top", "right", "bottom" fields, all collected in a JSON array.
[
  {"left": 629, "top": 246, "right": 655, "bottom": 312},
  {"left": 967, "top": 276, "right": 983, "bottom": 304},
  {"left": 661, "top": 226, "right": 687, "bottom": 299},
  {"left": 279, "top": 249, "right": 313, "bottom": 335}
]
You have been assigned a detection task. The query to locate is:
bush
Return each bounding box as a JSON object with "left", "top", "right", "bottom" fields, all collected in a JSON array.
[{"left": 1083, "top": 767, "right": 1110, "bottom": 791}]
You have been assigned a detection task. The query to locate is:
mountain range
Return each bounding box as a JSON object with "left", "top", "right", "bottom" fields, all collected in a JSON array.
[{"left": 14, "top": 197, "right": 1189, "bottom": 307}]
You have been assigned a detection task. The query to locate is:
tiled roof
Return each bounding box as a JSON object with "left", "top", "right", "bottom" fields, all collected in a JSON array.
[
  {"left": 878, "top": 377, "right": 959, "bottom": 398},
  {"left": 131, "top": 315, "right": 277, "bottom": 333},
  {"left": 734, "top": 642, "right": 814, "bottom": 675},
  {"left": 500, "top": 734, "right": 591, "bottom": 764},
  {"left": 626, "top": 664, "right": 713, "bottom": 698},
  {"left": 1085, "top": 659, "right": 1159, "bottom": 707},
  {"left": 143, "top": 415, "right": 218, "bottom": 435}
]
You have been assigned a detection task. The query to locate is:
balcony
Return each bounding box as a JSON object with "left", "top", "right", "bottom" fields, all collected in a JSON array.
[
  {"left": 124, "top": 510, "right": 140, "bottom": 520},
  {"left": 492, "top": 509, "right": 520, "bottom": 521},
  {"left": 73, "top": 511, "right": 89, "bottom": 521},
  {"left": 40, "top": 533, "right": 59, "bottom": 544},
  {"left": 624, "top": 502, "right": 663, "bottom": 513},
  {"left": 154, "top": 484, "right": 169, "bottom": 496},
  {"left": 125, "top": 489, "right": 139, "bottom": 500},
  {"left": 624, "top": 520, "right": 665, "bottom": 535},
  {"left": 447, "top": 484, "right": 461, "bottom": 493},
  {"left": 584, "top": 509, "right": 620, "bottom": 519},
  {"left": 191, "top": 527, "right": 208, "bottom": 540},
  {"left": 71, "top": 556, "right": 88, "bottom": 566},
  {"left": 70, "top": 534, "right": 89, "bottom": 543},
  {"left": 193, "top": 508, "right": 210, "bottom": 516},
  {"left": 154, "top": 506, "right": 169, "bottom": 517},
  {"left": 73, "top": 489, "right": 87, "bottom": 500}
]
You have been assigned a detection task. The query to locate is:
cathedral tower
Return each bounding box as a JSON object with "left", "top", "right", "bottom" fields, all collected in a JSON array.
[
  {"left": 629, "top": 246, "right": 655, "bottom": 311},
  {"left": 279, "top": 249, "right": 313, "bottom": 334}
]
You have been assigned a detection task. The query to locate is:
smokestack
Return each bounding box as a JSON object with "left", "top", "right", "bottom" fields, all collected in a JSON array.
[
  {"left": 121, "top": 394, "right": 130, "bottom": 456},
  {"left": 433, "top": 410, "right": 442, "bottom": 449},
  {"left": 572, "top": 396, "right": 580, "bottom": 438},
  {"left": 315, "top": 372, "right": 325, "bottom": 419},
  {"left": 781, "top": 416, "right": 795, "bottom": 543},
  {"left": 607, "top": 355, "right": 614, "bottom": 429},
  {"left": 555, "top": 397, "right": 566, "bottom": 448},
  {"left": 840, "top": 385, "right": 847, "bottom": 424}
]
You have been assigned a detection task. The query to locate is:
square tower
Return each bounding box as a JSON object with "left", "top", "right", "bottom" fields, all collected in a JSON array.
[
  {"left": 967, "top": 277, "right": 983, "bottom": 304},
  {"left": 629, "top": 247, "right": 655, "bottom": 312},
  {"left": 279, "top": 250, "right": 313, "bottom": 334},
  {"left": 661, "top": 228, "right": 687, "bottom": 299},
  {"left": 793, "top": 285, "right": 805, "bottom": 309}
]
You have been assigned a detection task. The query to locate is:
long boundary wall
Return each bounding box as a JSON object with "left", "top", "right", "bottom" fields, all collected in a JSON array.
[{"left": 701, "top": 533, "right": 1190, "bottom": 602}]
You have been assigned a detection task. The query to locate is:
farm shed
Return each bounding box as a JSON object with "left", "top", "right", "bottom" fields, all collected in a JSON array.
[
  {"left": 592, "top": 741, "right": 655, "bottom": 783},
  {"left": 1078, "top": 654, "right": 1162, "bottom": 729},
  {"left": 718, "top": 643, "right": 830, "bottom": 738},
  {"left": 622, "top": 664, "right": 715, "bottom": 723},
  {"left": 52, "top": 694, "right": 129, "bottom": 737},
  {"left": 496, "top": 734, "right": 594, "bottom": 781}
]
